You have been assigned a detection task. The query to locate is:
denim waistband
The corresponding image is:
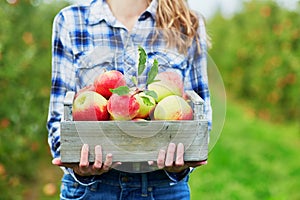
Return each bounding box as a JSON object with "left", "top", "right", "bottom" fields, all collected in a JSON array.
[{"left": 74, "top": 168, "right": 183, "bottom": 187}]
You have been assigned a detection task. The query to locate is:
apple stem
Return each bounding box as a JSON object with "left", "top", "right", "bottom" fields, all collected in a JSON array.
[{"left": 131, "top": 87, "right": 144, "bottom": 96}]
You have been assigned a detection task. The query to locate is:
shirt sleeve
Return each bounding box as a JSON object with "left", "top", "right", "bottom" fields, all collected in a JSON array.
[{"left": 47, "top": 11, "right": 76, "bottom": 158}]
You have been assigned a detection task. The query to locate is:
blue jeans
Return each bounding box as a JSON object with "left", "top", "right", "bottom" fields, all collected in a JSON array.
[{"left": 60, "top": 169, "right": 190, "bottom": 200}]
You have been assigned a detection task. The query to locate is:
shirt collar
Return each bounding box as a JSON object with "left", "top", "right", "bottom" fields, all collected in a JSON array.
[
  {"left": 86, "top": 0, "right": 112, "bottom": 25},
  {"left": 86, "top": 0, "right": 157, "bottom": 25},
  {"left": 143, "top": 0, "right": 157, "bottom": 20}
]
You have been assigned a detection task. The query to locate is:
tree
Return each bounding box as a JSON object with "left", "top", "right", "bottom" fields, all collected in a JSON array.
[{"left": 208, "top": 0, "right": 300, "bottom": 122}]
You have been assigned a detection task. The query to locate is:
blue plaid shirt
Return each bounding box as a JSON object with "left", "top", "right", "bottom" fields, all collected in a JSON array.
[{"left": 47, "top": 0, "right": 211, "bottom": 159}]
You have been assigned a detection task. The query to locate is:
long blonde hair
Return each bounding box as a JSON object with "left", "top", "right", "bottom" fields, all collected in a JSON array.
[{"left": 147, "top": 0, "right": 210, "bottom": 54}]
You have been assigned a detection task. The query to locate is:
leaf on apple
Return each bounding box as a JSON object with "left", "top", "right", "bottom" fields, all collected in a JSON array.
[
  {"left": 144, "top": 90, "right": 158, "bottom": 101},
  {"left": 147, "top": 59, "right": 159, "bottom": 85},
  {"left": 131, "top": 76, "right": 138, "bottom": 86},
  {"left": 110, "top": 86, "right": 130, "bottom": 96},
  {"left": 140, "top": 96, "right": 155, "bottom": 106},
  {"left": 138, "top": 46, "right": 147, "bottom": 76}
]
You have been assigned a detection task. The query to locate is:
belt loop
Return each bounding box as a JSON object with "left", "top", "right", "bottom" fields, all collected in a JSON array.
[
  {"left": 119, "top": 172, "right": 125, "bottom": 189},
  {"left": 141, "top": 173, "right": 148, "bottom": 197}
]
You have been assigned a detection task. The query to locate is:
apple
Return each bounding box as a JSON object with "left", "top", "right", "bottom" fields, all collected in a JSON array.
[
  {"left": 153, "top": 95, "right": 193, "bottom": 120},
  {"left": 94, "top": 70, "right": 126, "bottom": 99},
  {"left": 148, "top": 71, "right": 184, "bottom": 102},
  {"left": 72, "top": 91, "right": 109, "bottom": 121},
  {"left": 132, "top": 118, "right": 148, "bottom": 121},
  {"left": 107, "top": 93, "right": 140, "bottom": 120},
  {"left": 74, "top": 84, "right": 95, "bottom": 99},
  {"left": 134, "top": 92, "right": 156, "bottom": 119}
]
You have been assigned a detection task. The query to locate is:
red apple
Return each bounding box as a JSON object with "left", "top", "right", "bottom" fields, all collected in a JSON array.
[
  {"left": 72, "top": 91, "right": 109, "bottom": 121},
  {"left": 107, "top": 93, "right": 140, "bottom": 120},
  {"left": 93, "top": 70, "right": 126, "bottom": 99}
]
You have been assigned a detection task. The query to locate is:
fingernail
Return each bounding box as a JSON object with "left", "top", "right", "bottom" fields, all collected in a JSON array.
[
  {"left": 169, "top": 143, "right": 176, "bottom": 147},
  {"left": 200, "top": 160, "right": 208, "bottom": 165},
  {"left": 178, "top": 143, "right": 184, "bottom": 148},
  {"left": 148, "top": 161, "right": 154, "bottom": 165},
  {"left": 106, "top": 153, "right": 112, "bottom": 158},
  {"left": 95, "top": 145, "right": 101, "bottom": 152},
  {"left": 52, "top": 158, "right": 61, "bottom": 166}
]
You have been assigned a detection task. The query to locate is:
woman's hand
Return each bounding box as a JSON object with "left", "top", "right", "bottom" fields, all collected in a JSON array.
[
  {"left": 156, "top": 143, "right": 207, "bottom": 173},
  {"left": 52, "top": 144, "right": 121, "bottom": 176}
]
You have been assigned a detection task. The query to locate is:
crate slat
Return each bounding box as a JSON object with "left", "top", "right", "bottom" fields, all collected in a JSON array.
[{"left": 61, "top": 120, "right": 208, "bottom": 162}]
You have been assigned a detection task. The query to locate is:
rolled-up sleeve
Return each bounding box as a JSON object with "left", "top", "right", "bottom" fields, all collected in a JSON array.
[{"left": 47, "top": 11, "right": 76, "bottom": 158}]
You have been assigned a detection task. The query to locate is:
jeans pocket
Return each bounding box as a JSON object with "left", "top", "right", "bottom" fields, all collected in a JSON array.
[{"left": 60, "top": 174, "right": 88, "bottom": 200}]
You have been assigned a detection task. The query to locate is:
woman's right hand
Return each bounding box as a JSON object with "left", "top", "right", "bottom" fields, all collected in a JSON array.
[{"left": 52, "top": 144, "right": 121, "bottom": 176}]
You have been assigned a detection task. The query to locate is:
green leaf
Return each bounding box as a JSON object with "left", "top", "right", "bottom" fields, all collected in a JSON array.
[
  {"left": 131, "top": 76, "right": 138, "bottom": 86},
  {"left": 144, "top": 90, "right": 158, "bottom": 101},
  {"left": 138, "top": 46, "right": 147, "bottom": 76},
  {"left": 147, "top": 59, "right": 159, "bottom": 85},
  {"left": 110, "top": 86, "right": 130, "bottom": 96},
  {"left": 141, "top": 96, "right": 155, "bottom": 106}
]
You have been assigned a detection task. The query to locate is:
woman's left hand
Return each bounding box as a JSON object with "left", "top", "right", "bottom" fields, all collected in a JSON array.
[{"left": 156, "top": 143, "right": 207, "bottom": 173}]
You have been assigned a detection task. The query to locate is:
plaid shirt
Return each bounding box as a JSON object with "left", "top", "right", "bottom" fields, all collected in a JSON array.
[{"left": 47, "top": 0, "right": 212, "bottom": 159}]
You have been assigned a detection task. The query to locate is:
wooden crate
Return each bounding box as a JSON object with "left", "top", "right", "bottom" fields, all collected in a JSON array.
[{"left": 60, "top": 90, "right": 209, "bottom": 163}]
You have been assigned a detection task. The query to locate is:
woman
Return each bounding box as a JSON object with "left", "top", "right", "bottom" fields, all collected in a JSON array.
[{"left": 47, "top": 0, "right": 212, "bottom": 199}]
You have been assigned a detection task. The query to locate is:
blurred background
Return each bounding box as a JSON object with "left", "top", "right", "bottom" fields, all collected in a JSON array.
[{"left": 0, "top": 0, "right": 299, "bottom": 199}]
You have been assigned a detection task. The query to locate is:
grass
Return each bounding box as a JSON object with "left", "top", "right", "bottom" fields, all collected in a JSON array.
[
  {"left": 25, "top": 99, "right": 300, "bottom": 200},
  {"left": 189, "top": 100, "right": 300, "bottom": 200}
]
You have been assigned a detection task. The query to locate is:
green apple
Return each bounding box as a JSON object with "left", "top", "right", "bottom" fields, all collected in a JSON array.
[
  {"left": 134, "top": 92, "right": 156, "bottom": 119},
  {"left": 153, "top": 95, "right": 193, "bottom": 120}
]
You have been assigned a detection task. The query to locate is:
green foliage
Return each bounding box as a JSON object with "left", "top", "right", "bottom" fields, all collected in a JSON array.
[
  {"left": 138, "top": 46, "right": 147, "bottom": 75},
  {"left": 208, "top": 0, "right": 300, "bottom": 122},
  {"left": 146, "top": 59, "right": 159, "bottom": 85},
  {"left": 110, "top": 86, "right": 131, "bottom": 96},
  {"left": 0, "top": 1, "right": 67, "bottom": 199},
  {"left": 190, "top": 100, "right": 300, "bottom": 200}
]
